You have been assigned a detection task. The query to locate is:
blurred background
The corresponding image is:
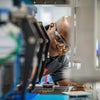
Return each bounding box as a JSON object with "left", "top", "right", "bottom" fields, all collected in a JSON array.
[{"left": 0, "top": 0, "right": 100, "bottom": 100}]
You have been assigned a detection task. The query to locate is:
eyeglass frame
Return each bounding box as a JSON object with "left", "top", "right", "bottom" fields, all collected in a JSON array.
[{"left": 54, "top": 23, "right": 70, "bottom": 49}]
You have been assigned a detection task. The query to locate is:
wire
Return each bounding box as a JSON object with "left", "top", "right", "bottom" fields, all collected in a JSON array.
[
  {"left": 0, "top": 33, "right": 23, "bottom": 100},
  {"left": 0, "top": 32, "right": 20, "bottom": 65}
]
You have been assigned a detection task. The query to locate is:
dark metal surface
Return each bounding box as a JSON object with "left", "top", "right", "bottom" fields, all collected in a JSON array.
[{"left": 31, "top": 0, "right": 70, "bottom": 4}]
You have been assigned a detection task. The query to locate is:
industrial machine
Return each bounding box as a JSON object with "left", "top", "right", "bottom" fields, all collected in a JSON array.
[{"left": 0, "top": 0, "right": 100, "bottom": 100}]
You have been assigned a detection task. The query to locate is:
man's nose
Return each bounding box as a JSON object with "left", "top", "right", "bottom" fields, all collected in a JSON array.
[{"left": 56, "top": 43, "right": 65, "bottom": 51}]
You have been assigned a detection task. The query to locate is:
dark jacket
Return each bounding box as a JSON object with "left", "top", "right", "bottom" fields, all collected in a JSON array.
[{"left": 44, "top": 55, "right": 69, "bottom": 82}]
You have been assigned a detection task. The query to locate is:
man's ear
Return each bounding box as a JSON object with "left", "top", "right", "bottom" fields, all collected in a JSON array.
[{"left": 49, "top": 23, "right": 55, "bottom": 30}]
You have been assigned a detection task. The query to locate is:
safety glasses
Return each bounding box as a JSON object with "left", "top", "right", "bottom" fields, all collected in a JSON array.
[{"left": 54, "top": 24, "right": 69, "bottom": 49}]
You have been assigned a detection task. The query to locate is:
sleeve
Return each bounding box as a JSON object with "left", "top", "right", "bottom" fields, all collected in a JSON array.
[
  {"left": 44, "top": 56, "right": 63, "bottom": 75},
  {"left": 50, "top": 57, "right": 69, "bottom": 82}
]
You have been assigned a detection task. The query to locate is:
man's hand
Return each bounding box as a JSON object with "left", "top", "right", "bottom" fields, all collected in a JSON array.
[
  {"left": 56, "top": 80, "right": 85, "bottom": 91},
  {"left": 56, "top": 79, "right": 71, "bottom": 86}
]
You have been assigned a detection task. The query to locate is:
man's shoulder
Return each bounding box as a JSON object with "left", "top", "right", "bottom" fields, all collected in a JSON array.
[{"left": 47, "top": 55, "right": 66, "bottom": 63}]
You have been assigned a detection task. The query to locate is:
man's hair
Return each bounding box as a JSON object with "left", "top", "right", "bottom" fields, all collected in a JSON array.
[{"left": 45, "top": 25, "right": 49, "bottom": 30}]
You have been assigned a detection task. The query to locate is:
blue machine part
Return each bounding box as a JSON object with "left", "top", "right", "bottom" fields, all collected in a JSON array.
[
  {"left": 97, "top": 40, "right": 100, "bottom": 55},
  {"left": 30, "top": 94, "right": 69, "bottom": 100},
  {"left": 13, "top": 93, "right": 69, "bottom": 100},
  {"left": 12, "top": 93, "right": 38, "bottom": 100},
  {"left": 41, "top": 74, "right": 53, "bottom": 83},
  {"left": 0, "top": 8, "right": 10, "bottom": 13}
]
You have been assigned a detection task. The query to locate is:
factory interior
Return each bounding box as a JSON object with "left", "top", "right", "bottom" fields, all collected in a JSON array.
[{"left": 0, "top": 0, "right": 100, "bottom": 100}]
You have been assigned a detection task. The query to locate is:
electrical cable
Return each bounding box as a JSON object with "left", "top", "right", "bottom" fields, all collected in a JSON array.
[
  {"left": 0, "top": 32, "right": 20, "bottom": 65},
  {"left": 0, "top": 33, "right": 23, "bottom": 100}
]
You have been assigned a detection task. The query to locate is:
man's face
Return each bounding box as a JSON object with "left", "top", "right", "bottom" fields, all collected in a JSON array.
[{"left": 47, "top": 17, "right": 70, "bottom": 57}]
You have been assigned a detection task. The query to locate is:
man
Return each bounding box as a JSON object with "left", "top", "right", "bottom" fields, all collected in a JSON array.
[
  {"left": 44, "top": 16, "right": 71, "bottom": 85},
  {"left": 44, "top": 16, "right": 84, "bottom": 90},
  {"left": 16, "top": 16, "right": 84, "bottom": 91}
]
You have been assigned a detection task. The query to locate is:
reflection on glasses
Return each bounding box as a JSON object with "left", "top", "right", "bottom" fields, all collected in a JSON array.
[
  {"left": 54, "top": 24, "right": 70, "bottom": 49},
  {"left": 54, "top": 23, "right": 65, "bottom": 44},
  {"left": 54, "top": 31, "right": 65, "bottom": 43},
  {"left": 54, "top": 31, "right": 70, "bottom": 49}
]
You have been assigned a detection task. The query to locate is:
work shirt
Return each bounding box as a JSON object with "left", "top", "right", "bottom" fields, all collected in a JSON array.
[{"left": 44, "top": 55, "right": 69, "bottom": 82}]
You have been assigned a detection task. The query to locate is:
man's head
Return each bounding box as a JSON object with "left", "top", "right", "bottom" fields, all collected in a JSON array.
[{"left": 46, "top": 16, "right": 71, "bottom": 57}]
